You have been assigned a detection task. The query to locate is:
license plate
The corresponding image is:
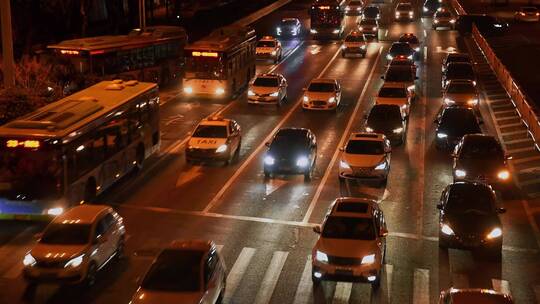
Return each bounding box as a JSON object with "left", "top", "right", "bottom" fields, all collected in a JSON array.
[{"left": 336, "top": 268, "right": 353, "bottom": 276}]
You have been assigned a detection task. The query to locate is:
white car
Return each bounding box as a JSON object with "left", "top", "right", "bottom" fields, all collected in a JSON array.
[
  {"left": 248, "top": 73, "right": 288, "bottom": 105},
  {"left": 302, "top": 79, "right": 342, "bottom": 111},
  {"left": 339, "top": 133, "right": 392, "bottom": 185},
  {"left": 256, "top": 36, "right": 282, "bottom": 63},
  {"left": 342, "top": 31, "right": 368, "bottom": 58},
  {"left": 131, "top": 240, "right": 226, "bottom": 304},
  {"left": 23, "top": 205, "right": 126, "bottom": 287},
  {"left": 375, "top": 83, "right": 412, "bottom": 117}
]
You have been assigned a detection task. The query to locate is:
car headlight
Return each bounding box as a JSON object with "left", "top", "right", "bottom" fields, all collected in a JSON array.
[
  {"left": 264, "top": 155, "right": 275, "bottom": 166},
  {"left": 434, "top": 19, "right": 439, "bottom": 23},
  {"left": 359, "top": 26, "right": 364, "bottom": 31},
  {"left": 328, "top": 96, "right": 336, "bottom": 103},
  {"left": 437, "top": 133, "right": 448, "bottom": 139},
  {"left": 340, "top": 160, "right": 351, "bottom": 170},
  {"left": 407, "top": 55, "right": 413, "bottom": 60},
  {"left": 395, "top": 13, "right": 400, "bottom": 17},
  {"left": 341, "top": 45, "right": 347, "bottom": 49},
  {"left": 64, "top": 254, "right": 85, "bottom": 268},
  {"left": 441, "top": 223, "right": 455, "bottom": 235},
  {"left": 271, "top": 50, "right": 277, "bottom": 56},
  {"left": 361, "top": 254, "right": 375, "bottom": 265},
  {"left": 409, "top": 12, "right": 414, "bottom": 16},
  {"left": 310, "top": 29, "right": 317, "bottom": 34},
  {"left": 345, "top": 7, "right": 350, "bottom": 11},
  {"left": 387, "top": 54, "right": 393, "bottom": 60},
  {"left": 450, "top": 19, "right": 456, "bottom": 23},
  {"left": 47, "top": 207, "right": 64, "bottom": 216},
  {"left": 494, "top": 24, "right": 502, "bottom": 28},
  {"left": 23, "top": 253, "right": 36, "bottom": 267},
  {"left": 315, "top": 250, "right": 328, "bottom": 263},
  {"left": 444, "top": 98, "right": 455, "bottom": 105},
  {"left": 277, "top": 27, "right": 281, "bottom": 33},
  {"left": 215, "top": 88, "right": 225, "bottom": 95},
  {"left": 372, "top": 27, "right": 377, "bottom": 31},
  {"left": 407, "top": 85, "right": 415, "bottom": 92},
  {"left": 183, "top": 86, "right": 193, "bottom": 94},
  {"left": 497, "top": 170, "right": 510, "bottom": 180},
  {"left": 393, "top": 127, "right": 404, "bottom": 134},
  {"left": 361, "top": 45, "right": 366, "bottom": 49},
  {"left": 248, "top": 90, "right": 255, "bottom": 96},
  {"left": 303, "top": 95, "right": 309, "bottom": 103},
  {"left": 472, "top": 81, "right": 477, "bottom": 86},
  {"left": 365, "top": 127, "right": 374, "bottom": 132},
  {"left": 332, "top": 29, "right": 340, "bottom": 34},
  {"left": 374, "top": 161, "right": 387, "bottom": 170},
  {"left": 423, "top": 6, "right": 428, "bottom": 12},
  {"left": 468, "top": 98, "right": 479, "bottom": 106},
  {"left": 296, "top": 156, "right": 309, "bottom": 167},
  {"left": 270, "top": 92, "right": 279, "bottom": 97},
  {"left": 486, "top": 227, "right": 502, "bottom": 239},
  {"left": 455, "top": 169, "right": 466, "bottom": 178},
  {"left": 216, "top": 144, "right": 228, "bottom": 153},
  {"left": 357, "top": 7, "right": 361, "bottom": 11}
]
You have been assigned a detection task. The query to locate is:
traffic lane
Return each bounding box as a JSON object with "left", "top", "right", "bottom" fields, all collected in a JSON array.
[
  {"left": 207, "top": 43, "right": 382, "bottom": 221},
  {"left": 106, "top": 42, "right": 342, "bottom": 213}
]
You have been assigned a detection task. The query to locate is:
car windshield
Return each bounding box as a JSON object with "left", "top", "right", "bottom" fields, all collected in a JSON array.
[
  {"left": 345, "top": 35, "right": 365, "bottom": 42},
  {"left": 460, "top": 138, "right": 504, "bottom": 159},
  {"left": 447, "top": 82, "right": 475, "bottom": 93},
  {"left": 360, "top": 19, "right": 377, "bottom": 26},
  {"left": 385, "top": 68, "right": 414, "bottom": 82},
  {"left": 364, "top": 7, "right": 379, "bottom": 14},
  {"left": 257, "top": 41, "right": 275, "bottom": 48},
  {"left": 41, "top": 223, "right": 91, "bottom": 245},
  {"left": 369, "top": 106, "right": 402, "bottom": 120},
  {"left": 346, "top": 140, "right": 384, "bottom": 155},
  {"left": 437, "top": 11, "right": 452, "bottom": 17},
  {"left": 253, "top": 77, "right": 279, "bottom": 87},
  {"left": 399, "top": 36, "right": 419, "bottom": 44},
  {"left": 379, "top": 87, "right": 407, "bottom": 97},
  {"left": 390, "top": 43, "right": 412, "bottom": 54},
  {"left": 446, "top": 185, "right": 494, "bottom": 214},
  {"left": 523, "top": 7, "right": 537, "bottom": 13},
  {"left": 142, "top": 249, "right": 203, "bottom": 292},
  {"left": 439, "top": 110, "right": 480, "bottom": 134},
  {"left": 281, "top": 19, "right": 297, "bottom": 25},
  {"left": 390, "top": 60, "right": 414, "bottom": 67},
  {"left": 308, "top": 82, "right": 335, "bottom": 92},
  {"left": 446, "top": 65, "right": 474, "bottom": 78},
  {"left": 397, "top": 4, "right": 412, "bottom": 10},
  {"left": 272, "top": 130, "right": 309, "bottom": 150},
  {"left": 322, "top": 216, "right": 376, "bottom": 240},
  {"left": 193, "top": 125, "right": 228, "bottom": 138}
]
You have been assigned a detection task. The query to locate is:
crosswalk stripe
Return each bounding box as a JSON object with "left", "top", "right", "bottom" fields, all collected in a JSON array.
[
  {"left": 451, "top": 273, "right": 469, "bottom": 289},
  {"left": 332, "top": 282, "right": 353, "bottom": 304},
  {"left": 253, "top": 251, "right": 289, "bottom": 304},
  {"left": 413, "top": 268, "right": 430, "bottom": 304},
  {"left": 224, "top": 247, "right": 256, "bottom": 303},
  {"left": 491, "top": 279, "right": 511, "bottom": 296},
  {"left": 384, "top": 264, "right": 394, "bottom": 304},
  {"left": 292, "top": 255, "right": 312, "bottom": 304}
]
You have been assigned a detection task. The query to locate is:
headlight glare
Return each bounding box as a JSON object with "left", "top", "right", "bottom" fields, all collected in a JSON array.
[
  {"left": 216, "top": 144, "right": 228, "bottom": 153},
  {"left": 264, "top": 155, "right": 275, "bottom": 166},
  {"left": 296, "top": 156, "right": 309, "bottom": 167},
  {"left": 455, "top": 169, "right": 466, "bottom": 178},
  {"left": 47, "top": 207, "right": 64, "bottom": 216},
  {"left": 316, "top": 250, "right": 328, "bottom": 263},
  {"left": 184, "top": 87, "right": 193, "bottom": 94},
  {"left": 366, "top": 127, "right": 374, "bottom": 132},
  {"left": 497, "top": 170, "right": 510, "bottom": 180},
  {"left": 444, "top": 98, "right": 455, "bottom": 105},
  {"left": 340, "top": 160, "right": 351, "bottom": 170},
  {"left": 361, "top": 254, "right": 375, "bottom": 265},
  {"left": 64, "top": 254, "right": 84, "bottom": 268},
  {"left": 441, "top": 223, "right": 455, "bottom": 235},
  {"left": 215, "top": 88, "right": 225, "bottom": 95},
  {"left": 468, "top": 98, "right": 479, "bottom": 106},
  {"left": 375, "top": 162, "right": 387, "bottom": 170},
  {"left": 303, "top": 95, "right": 309, "bottom": 102},
  {"left": 328, "top": 96, "right": 336, "bottom": 103},
  {"left": 270, "top": 92, "right": 279, "bottom": 97},
  {"left": 486, "top": 227, "right": 502, "bottom": 239},
  {"left": 437, "top": 133, "right": 448, "bottom": 139},
  {"left": 248, "top": 90, "right": 255, "bottom": 96},
  {"left": 393, "top": 127, "right": 404, "bottom": 134},
  {"left": 23, "top": 253, "right": 36, "bottom": 267}
]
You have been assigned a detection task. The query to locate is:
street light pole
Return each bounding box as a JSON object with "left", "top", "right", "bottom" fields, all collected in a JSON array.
[{"left": 0, "top": 0, "right": 15, "bottom": 88}]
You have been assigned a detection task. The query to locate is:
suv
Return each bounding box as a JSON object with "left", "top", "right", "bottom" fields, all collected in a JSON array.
[
  {"left": 264, "top": 128, "right": 317, "bottom": 180},
  {"left": 248, "top": 73, "right": 288, "bottom": 105},
  {"left": 131, "top": 240, "right": 226, "bottom": 304},
  {"left": 365, "top": 104, "right": 407, "bottom": 145},
  {"left": 455, "top": 14, "right": 509, "bottom": 36},
  {"left": 339, "top": 133, "right": 391, "bottom": 186},
  {"left": 433, "top": 8, "right": 456, "bottom": 29},
  {"left": 312, "top": 197, "right": 387, "bottom": 289},
  {"left": 435, "top": 106, "right": 481, "bottom": 150},
  {"left": 277, "top": 18, "right": 302, "bottom": 37},
  {"left": 387, "top": 42, "right": 415, "bottom": 61},
  {"left": 395, "top": 2, "right": 414, "bottom": 21},
  {"left": 342, "top": 31, "right": 368, "bottom": 58},
  {"left": 23, "top": 205, "right": 126, "bottom": 286},
  {"left": 302, "top": 78, "right": 342, "bottom": 111},
  {"left": 186, "top": 116, "right": 242, "bottom": 165},
  {"left": 376, "top": 83, "right": 412, "bottom": 116},
  {"left": 256, "top": 36, "right": 282, "bottom": 63}
]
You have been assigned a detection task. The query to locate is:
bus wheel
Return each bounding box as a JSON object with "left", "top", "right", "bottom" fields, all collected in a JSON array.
[{"left": 84, "top": 179, "right": 97, "bottom": 203}]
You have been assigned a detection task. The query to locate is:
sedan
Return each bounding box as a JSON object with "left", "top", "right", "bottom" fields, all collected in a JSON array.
[
  {"left": 442, "top": 80, "right": 479, "bottom": 109},
  {"left": 514, "top": 6, "right": 539, "bottom": 22},
  {"left": 435, "top": 106, "right": 482, "bottom": 150},
  {"left": 365, "top": 104, "right": 407, "bottom": 145},
  {"left": 358, "top": 18, "right": 379, "bottom": 40},
  {"left": 386, "top": 42, "right": 415, "bottom": 61},
  {"left": 442, "top": 62, "right": 476, "bottom": 88}
]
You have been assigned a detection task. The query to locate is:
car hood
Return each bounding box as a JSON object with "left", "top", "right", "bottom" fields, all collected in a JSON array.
[
  {"left": 366, "top": 119, "right": 401, "bottom": 133},
  {"left": 444, "top": 92, "right": 477, "bottom": 103},
  {"left": 31, "top": 243, "right": 87, "bottom": 261},
  {"left": 251, "top": 86, "right": 279, "bottom": 95},
  {"left": 315, "top": 237, "right": 380, "bottom": 259},
  {"left": 305, "top": 91, "right": 335, "bottom": 100},
  {"left": 443, "top": 211, "right": 500, "bottom": 236},
  {"left": 455, "top": 158, "right": 504, "bottom": 176},
  {"left": 342, "top": 154, "right": 385, "bottom": 167},
  {"left": 256, "top": 47, "right": 275, "bottom": 53},
  {"left": 131, "top": 289, "right": 204, "bottom": 304},
  {"left": 188, "top": 137, "right": 227, "bottom": 149},
  {"left": 268, "top": 145, "right": 309, "bottom": 160}
]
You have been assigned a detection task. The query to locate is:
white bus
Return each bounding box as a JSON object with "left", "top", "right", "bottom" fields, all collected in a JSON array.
[
  {"left": 182, "top": 25, "right": 256, "bottom": 99},
  {"left": 0, "top": 80, "right": 160, "bottom": 220}
]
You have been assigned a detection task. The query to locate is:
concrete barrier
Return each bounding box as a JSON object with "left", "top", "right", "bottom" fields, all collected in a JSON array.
[{"left": 233, "top": 0, "right": 293, "bottom": 27}]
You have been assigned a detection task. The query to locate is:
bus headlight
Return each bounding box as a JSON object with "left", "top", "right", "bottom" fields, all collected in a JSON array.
[
  {"left": 264, "top": 155, "right": 275, "bottom": 166},
  {"left": 215, "top": 88, "right": 225, "bottom": 95},
  {"left": 486, "top": 227, "right": 502, "bottom": 239},
  {"left": 441, "top": 223, "right": 455, "bottom": 235},
  {"left": 497, "top": 170, "right": 510, "bottom": 180},
  {"left": 296, "top": 156, "right": 309, "bottom": 167},
  {"left": 47, "top": 207, "right": 64, "bottom": 216},
  {"left": 23, "top": 253, "right": 36, "bottom": 267},
  {"left": 184, "top": 87, "right": 193, "bottom": 94},
  {"left": 64, "top": 254, "right": 84, "bottom": 268},
  {"left": 216, "top": 144, "right": 228, "bottom": 153}
]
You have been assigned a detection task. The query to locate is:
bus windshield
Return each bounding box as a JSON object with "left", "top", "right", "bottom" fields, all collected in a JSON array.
[
  {"left": 0, "top": 145, "right": 63, "bottom": 200},
  {"left": 312, "top": 9, "right": 342, "bottom": 27},
  {"left": 185, "top": 54, "right": 224, "bottom": 80}
]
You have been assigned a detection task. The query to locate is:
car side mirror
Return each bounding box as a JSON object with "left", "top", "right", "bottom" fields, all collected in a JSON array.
[
  {"left": 437, "top": 203, "right": 443, "bottom": 210},
  {"left": 379, "top": 228, "right": 388, "bottom": 237},
  {"left": 313, "top": 225, "right": 321, "bottom": 234},
  {"left": 497, "top": 207, "right": 506, "bottom": 214},
  {"left": 265, "top": 142, "right": 270, "bottom": 147}
]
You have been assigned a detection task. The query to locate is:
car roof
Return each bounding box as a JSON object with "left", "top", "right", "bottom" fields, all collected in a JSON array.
[
  {"left": 329, "top": 197, "right": 378, "bottom": 218},
  {"left": 167, "top": 239, "right": 216, "bottom": 253},
  {"left": 445, "top": 288, "right": 513, "bottom": 303},
  {"left": 349, "top": 132, "right": 386, "bottom": 141},
  {"left": 53, "top": 204, "right": 111, "bottom": 224},
  {"left": 199, "top": 116, "right": 231, "bottom": 126},
  {"left": 310, "top": 78, "right": 337, "bottom": 84}
]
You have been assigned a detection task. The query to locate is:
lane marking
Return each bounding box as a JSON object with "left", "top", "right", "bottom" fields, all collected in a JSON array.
[
  {"left": 292, "top": 255, "right": 313, "bottom": 304},
  {"left": 385, "top": 29, "right": 389, "bottom": 37},
  {"left": 413, "top": 268, "right": 430, "bottom": 304},
  {"left": 385, "top": 264, "right": 394, "bottom": 304},
  {"left": 451, "top": 273, "right": 469, "bottom": 289},
  {"left": 203, "top": 44, "right": 343, "bottom": 213},
  {"left": 216, "top": 244, "right": 224, "bottom": 253},
  {"left": 491, "top": 279, "right": 511, "bottom": 296},
  {"left": 416, "top": 44, "right": 429, "bottom": 238},
  {"left": 302, "top": 46, "right": 383, "bottom": 223},
  {"left": 224, "top": 247, "right": 256, "bottom": 303},
  {"left": 268, "top": 41, "right": 305, "bottom": 73},
  {"left": 332, "top": 282, "right": 353, "bottom": 304},
  {"left": 175, "top": 165, "right": 204, "bottom": 188},
  {"left": 265, "top": 179, "right": 289, "bottom": 196},
  {"left": 423, "top": 29, "right": 427, "bottom": 38},
  {"left": 253, "top": 251, "right": 289, "bottom": 304},
  {"left": 424, "top": 46, "right": 428, "bottom": 62}
]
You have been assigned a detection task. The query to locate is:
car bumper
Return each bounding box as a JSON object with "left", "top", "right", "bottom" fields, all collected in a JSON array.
[
  {"left": 440, "top": 234, "right": 502, "bottom": 250},
  {"left": 339, "top": 169, "right": 388, "bottom": 180},
  {"left": 302, "top": 102, "right": 337, "bottom": 110},
  {"left": 23, "top": 266, "right": 84, "bottom": 284},
  {"left": 361, "top": 30, "right": 378, "bottom": 36},
  {"left": 395, "top": 15, "right": 414, "bottom": 20},
  {"left": 342, "top": 47, "right": 367, "bottom": 54},
  {"left": 433, "top": 21, "right": 454, "bottom": 27},
  {"left": 265, "top": 164, "right": 309, "bottom": 175},
  {"left": 248, "top": 95, "right": 279, "bottom": 103},
  {"left": 312, "top": 262, "right": 380, "bottom": 283},
  {"left": 256, "top": 53, "right": 278, "bottom": 60},
  {"left": 186, "top": 149, "right": 230, "bottom": 161}
]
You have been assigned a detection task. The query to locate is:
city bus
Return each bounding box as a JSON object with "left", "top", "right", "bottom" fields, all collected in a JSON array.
[
  {"left": 0, "top": 80, "right": 160, "bottom": 220},
  {"left": 47, "top": 26, "right": 188, "bottom": 91},
  {"left": 310, "top": 0, "right": 346, "bottom": 39},
  {"left": 182, "top": 25, "right": 256, "bottom": 99}
]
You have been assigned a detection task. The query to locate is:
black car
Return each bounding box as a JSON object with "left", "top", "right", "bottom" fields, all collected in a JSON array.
[
  {"left": 437, "top": 182, "right": 506, "bottom": 258},
  {"left": 442, "top": 53, "right": 471, "bottom": 73},
  {"left": 442, "top": 62, "right": 476, "bottom": 88},
  {"left": 362, "top": 6, "right": 381, "bottom": 20},
  {"left": 264, "top": 128, "right": 317, "bottom": 180},
  {"left": 435, "top": 106, "right": 482, "bottom": 150},
  {"left": 455, "top": 14, "right": 509, "bottom": 36},
  {"left": 386, "top": 42, "right": 415, "bottom": 61},
  {"left": 423, "top": 0, "right": 443, "bottom": 16},
  {"left": 452, "top": 134, "right": 512, "bottom": 190},
  {"left": 365, "top": 104, "right": 407, "bottom": 145}
]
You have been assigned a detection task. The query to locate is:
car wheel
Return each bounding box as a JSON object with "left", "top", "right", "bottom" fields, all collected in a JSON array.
[
  {"left": 264, "top": 170, "right": 272, "bottom": 180},
  {"left": 84, "top": 262, "right": 98, "bottom": 287},
  {"left": 234, "top": 140, "right": 241, "bottom": 162}
]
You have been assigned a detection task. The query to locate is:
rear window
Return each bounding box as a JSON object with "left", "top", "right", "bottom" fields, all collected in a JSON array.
[
  {"left": 335, "top": 202, "right": 369, "bottom": 213},
  {"left": 369, "top": 105, "right": 402, "bottom": 120},
  {"left": 399, "top": 36, "right": 419, "bottom": 44},
  {"left": 141, "top": 249, "right": 203, "bottom": 292},
  {"left": 523, "top": 7, "right": 538, "bottom": 13},
  {"left": 385, "top": 68, "right": 414, "bottom": 82},
  {"left": 379, "top": 87, "right": 407, "bottom": 97},
  {"left": 390, "top": 43, "right": 412, "bottom": 54},
  {"left": 397, "top": 4, "right": 412, "bottom": 10},
  {"left": 257, "top": 41, "right": 275, "bottom": 48},
  {"left": 345, "top": 35, "right": 365, "bottom": 42}
]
